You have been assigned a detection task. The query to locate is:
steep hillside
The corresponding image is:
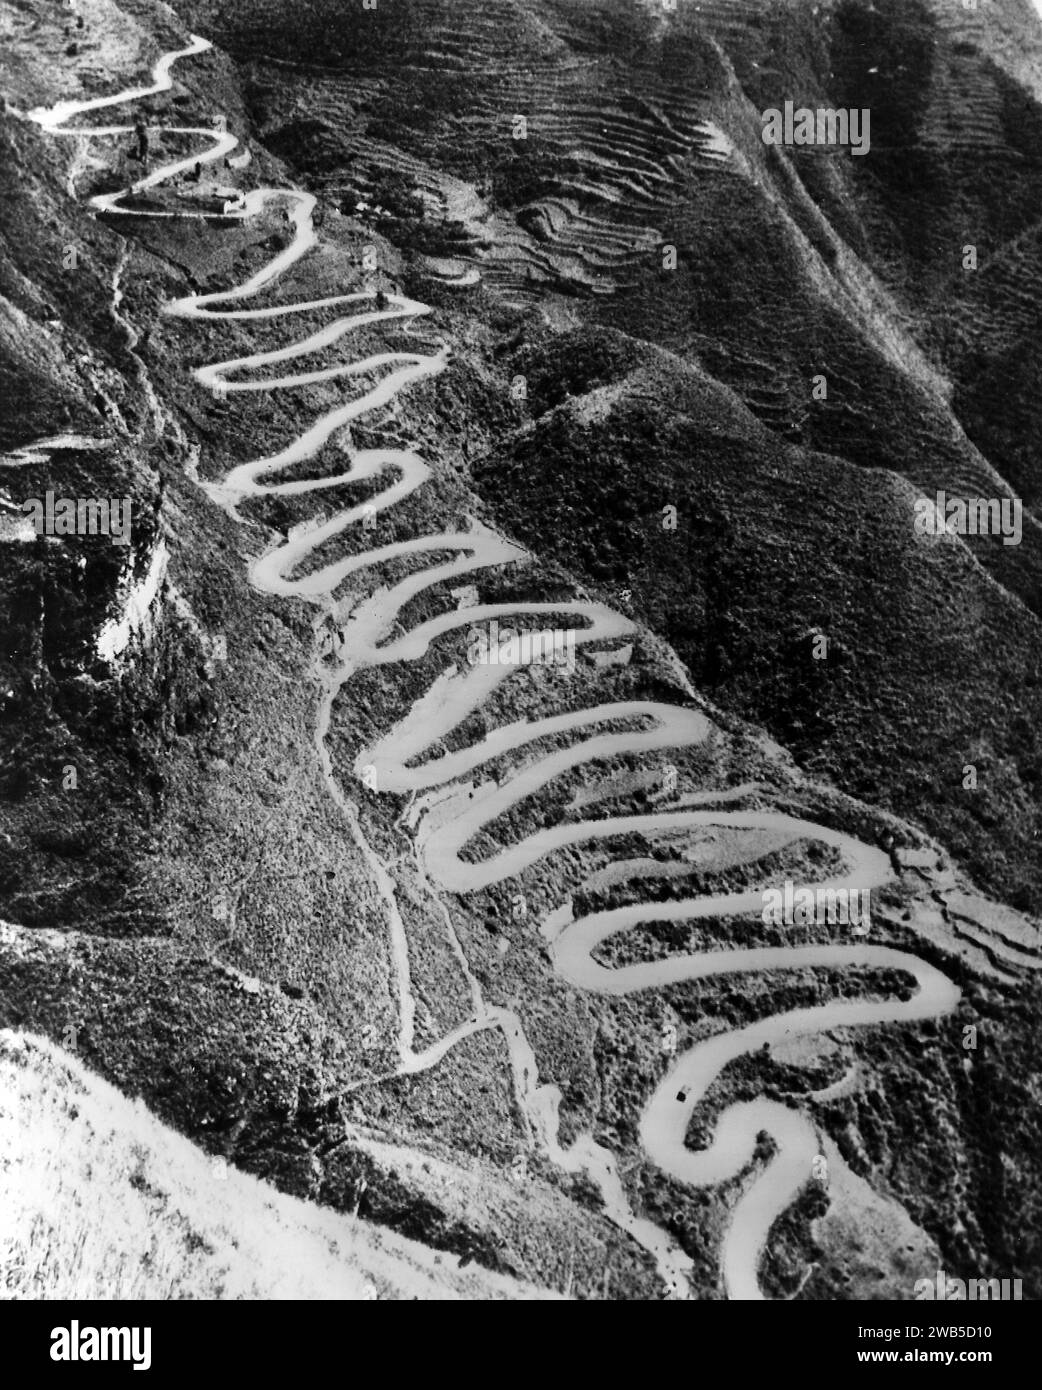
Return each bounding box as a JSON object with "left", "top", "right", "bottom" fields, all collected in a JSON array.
[
  {"left": 0, "top": 1029, "right": 553, "bottom": 1299},
  {"left": 1, "top": 0, "right": 1040, "bottom": 1304},
  {"left": 477, "top": 331, "right": 1042, "bottom": 915},
  {"left": 182, "top": 0, "right": 1042, "bottom": 911}
]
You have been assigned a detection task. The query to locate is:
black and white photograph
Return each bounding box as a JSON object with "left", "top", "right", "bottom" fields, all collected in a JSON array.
[{"left": 0, "top": 0, "right": 1039, "bottom": 1350}]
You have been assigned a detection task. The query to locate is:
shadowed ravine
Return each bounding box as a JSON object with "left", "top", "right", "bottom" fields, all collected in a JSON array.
[{"left": 29, "top": 37, "right": 962, "bottom": 1301}]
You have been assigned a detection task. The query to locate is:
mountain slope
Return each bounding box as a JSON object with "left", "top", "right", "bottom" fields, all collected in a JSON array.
[
  {"left": 0, "top": 0, "right": 1040, "bottom": 1303},
  {"left": 0, "top": 1029, "right": 554, "bottom": 1299}
]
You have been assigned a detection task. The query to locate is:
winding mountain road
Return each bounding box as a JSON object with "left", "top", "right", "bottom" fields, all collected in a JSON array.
[{"left": 30, "top": 37, "right": 963, "bottom": 1300}]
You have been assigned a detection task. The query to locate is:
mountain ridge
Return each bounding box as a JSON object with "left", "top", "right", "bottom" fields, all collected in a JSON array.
[{"left": 1, "top": 0, "right": 1040, "bottom": 1301}]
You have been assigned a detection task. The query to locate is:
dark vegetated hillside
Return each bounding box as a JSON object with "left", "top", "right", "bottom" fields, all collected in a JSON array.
[
  {"left": 188, "top": 0, "right": 574, "bottom": 70},
  {"left": 477, "top": 331, "right": 1042, "bottom": 913},
  {"left": 197, "top": 0, "right": 1042, "bottom": 599},
  {"left": 736, "top": 0, "right": 1042, "bottom": 511},
  {"left": 204, "top": 0, "right": 1042, "bottom": 916},
  {"left": 3, "top": 0, "right": 1042, "bottom": 1301},
  {"left": 0, "top": 0, "right": 716, "bottom": 1296}
]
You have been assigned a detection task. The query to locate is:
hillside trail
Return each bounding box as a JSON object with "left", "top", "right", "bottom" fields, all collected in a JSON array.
[{"left": 29, "top": 36, "right": 962, "bottom": 1300}]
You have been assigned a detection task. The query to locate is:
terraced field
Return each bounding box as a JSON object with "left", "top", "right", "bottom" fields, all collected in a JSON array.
[{"left": 185, "top": 0, "right": 752, "bottom": 304}]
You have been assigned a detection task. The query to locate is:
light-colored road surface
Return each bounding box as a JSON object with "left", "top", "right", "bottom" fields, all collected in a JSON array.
[{"left": 31, "top": 39, "right": 963, "bottom": 1300}]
